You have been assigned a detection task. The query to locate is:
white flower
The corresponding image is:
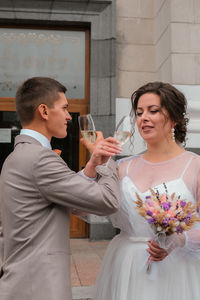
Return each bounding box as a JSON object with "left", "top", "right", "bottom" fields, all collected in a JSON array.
[
  {"left": 156, "top": 226, "right": 162, "bottom": 232},
  {"left": 174, "top": 221, "right": 180, "bottom": 226}
]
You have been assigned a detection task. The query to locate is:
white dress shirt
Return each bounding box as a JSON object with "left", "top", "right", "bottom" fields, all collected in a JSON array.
[{"left": 20, "top": 129, "right": 52, "bottom": 149}]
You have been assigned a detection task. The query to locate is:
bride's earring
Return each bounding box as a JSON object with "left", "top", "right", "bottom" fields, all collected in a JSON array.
[{"left": 172, "top": 127, "right": 175, "bottom": 142}]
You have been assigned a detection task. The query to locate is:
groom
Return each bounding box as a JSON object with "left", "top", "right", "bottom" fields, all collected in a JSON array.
[{"left": 0, "top": 77, "right": 121, "bottom": 300}]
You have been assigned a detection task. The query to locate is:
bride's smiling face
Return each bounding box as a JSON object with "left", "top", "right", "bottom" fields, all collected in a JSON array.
[{"left": 136, "top": 93, "right": 174, "bottom": 144}]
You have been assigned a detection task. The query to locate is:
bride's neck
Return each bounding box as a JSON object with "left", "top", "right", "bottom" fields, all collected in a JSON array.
[{"left": 143, "top": 140, "right": 185, "bottom": 163}]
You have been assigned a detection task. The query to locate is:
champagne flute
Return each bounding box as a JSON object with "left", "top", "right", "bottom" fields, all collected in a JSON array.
[
  {"left": 78, "top": 114, "right": 96, "bottom": 143},
  {"left": 114, "top": 115, "right": 133, "bottom": 147},
  {"left": 96, "top": 114, "right": 135, "bottom": 176}
]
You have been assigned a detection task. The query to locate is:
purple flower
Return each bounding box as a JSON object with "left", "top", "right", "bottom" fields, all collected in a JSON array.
[
  {"left": 145, "top": 196, "right": 152, "bottom": 205},
  {"left": 162, "top": 219, "right": 169, "bottom": 226},
  {"left": 184, "top": 218, "right": 190, "bottom": 225},
  {"left": 183, "top": 213, "right": 192, "bottom": 225},
  {"left": 180, "top": 201, "right": 186, "bottom": 208},
  {"left": 177, "top": 225, "right": 183, "bottom": 233},
  {"left": 148, "top": 217, "right": 156, "bottom": 224},
  {"left": 162, "top": 202, "right": 171, "bottom": 211},
  {"left": 147, "top": 210, "right": 153, "bottom": 216},
  {"left": 186, "top": 212, "right": 192, "bottom": 219}
]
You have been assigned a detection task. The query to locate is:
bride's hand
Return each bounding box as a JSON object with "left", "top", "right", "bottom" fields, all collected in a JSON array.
[
  {"left": 147, "top": 240, "right": 168, "bottom": 261},
  {"left": 147, "top": 233, "right": 185, "bottom": 262}
]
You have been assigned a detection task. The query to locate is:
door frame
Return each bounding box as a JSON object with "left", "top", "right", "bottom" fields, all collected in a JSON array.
[{"left": 0, "top": 25, "right": 90, "bottom": 238}]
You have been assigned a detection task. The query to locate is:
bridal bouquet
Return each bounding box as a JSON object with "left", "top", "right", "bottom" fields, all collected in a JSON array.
[{"left": 135, "top": 183, "right": 200, "bottom": 272}]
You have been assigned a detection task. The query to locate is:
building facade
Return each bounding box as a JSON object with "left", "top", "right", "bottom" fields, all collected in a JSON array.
[{"left": 0, "top": 0, "right": 200, "bottom": 240}]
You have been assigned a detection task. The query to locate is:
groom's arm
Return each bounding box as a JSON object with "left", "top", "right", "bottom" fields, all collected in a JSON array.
[{"left": 35, "top": 149, "right": 120, "bottom": 216}]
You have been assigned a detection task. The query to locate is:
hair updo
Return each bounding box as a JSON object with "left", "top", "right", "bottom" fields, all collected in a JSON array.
[{"left": 131, "top": 81, "right": 189, "bottom": 144}]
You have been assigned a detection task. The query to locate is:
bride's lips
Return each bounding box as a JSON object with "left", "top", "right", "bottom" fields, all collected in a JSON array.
[{"left": 142, "top": 125, "right": 154, "bottom": 132}]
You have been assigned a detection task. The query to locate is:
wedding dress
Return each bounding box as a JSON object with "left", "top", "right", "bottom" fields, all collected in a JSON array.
[{"left": 93, "top": 151, "right": 200, "bottom": 300}]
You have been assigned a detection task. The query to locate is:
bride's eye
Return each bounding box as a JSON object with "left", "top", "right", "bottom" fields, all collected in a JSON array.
[
  {"left": 150, "top": 110, "right": 159, "bottom": 114},
  {"left": 136, "top": 111, "right": 143, "bottom": 117}
]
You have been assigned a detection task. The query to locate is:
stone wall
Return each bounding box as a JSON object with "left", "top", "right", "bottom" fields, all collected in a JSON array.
[
  {"left": 170, "top": 0, "right": 200, "bottom": 84},
  {"left": 155, "top": 0, "right": 171, "bottom": 82},
  {"left": 116, "top": 0, "right": 200, "bottom": 97},
  {"left": 115, "top": 0, "right": 200, "bottom": 153},
  {"left": 116, "top": 0, "right": 156, "bottom": 98}
]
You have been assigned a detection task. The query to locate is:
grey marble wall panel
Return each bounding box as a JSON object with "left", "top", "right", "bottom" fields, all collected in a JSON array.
[
  {"left": 93, "top": 115, "right": 115, "bottom": 137},
  {"left": 91, "top": 38, "right": 116, "bottom": 78}
]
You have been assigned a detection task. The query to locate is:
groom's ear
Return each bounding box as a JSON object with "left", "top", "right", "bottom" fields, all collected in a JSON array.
[{"left": 37, "top": 104, "right": 49, "bottom": 120}]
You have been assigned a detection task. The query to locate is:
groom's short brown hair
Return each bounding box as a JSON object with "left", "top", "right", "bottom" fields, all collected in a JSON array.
[{"left": 16, "top": 77, "right": 67, "bottom": 125}]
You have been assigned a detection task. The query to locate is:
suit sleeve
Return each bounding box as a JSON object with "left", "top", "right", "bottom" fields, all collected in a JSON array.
[{"left": 33, "top": 149, "right": 120, "bottom": 216}]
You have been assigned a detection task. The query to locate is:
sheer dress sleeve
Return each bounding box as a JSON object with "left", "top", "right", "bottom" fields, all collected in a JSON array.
[{"left": 182, "top": 159, "right": 200, "bottom": 258}]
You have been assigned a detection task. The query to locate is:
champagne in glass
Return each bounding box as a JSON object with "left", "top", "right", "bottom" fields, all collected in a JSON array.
[
  {"left": 114, "top": 131, "right": 132, "bottom": 147},
  {"left": 78, "top": 114, "right": 96, "bottom": 143},
  {"left": 96, "top": 114, "right": 135, "bottom": 176},
  {"left": 114, "top": 115, "right": 134, "bottom": 146},
  {"left": 80, "top": 130, "right": 96, "bottom": 143}
]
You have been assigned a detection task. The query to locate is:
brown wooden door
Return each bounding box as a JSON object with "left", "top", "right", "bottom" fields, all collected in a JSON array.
[{"left": 0, "top": 25, "right": 90, "bottom": 238}]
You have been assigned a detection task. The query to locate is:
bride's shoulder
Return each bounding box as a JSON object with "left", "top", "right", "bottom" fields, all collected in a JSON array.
[
  {"left": 187, "top": 150, "right": 200, "bottom": 159},
  {"left": 186, "top": 151, "right": 200, "bottom": 167},
  {"left": 116, "top": 155, "right": 139, "bottom": 166},
  {"left": 116, "top": 155, "right": 140, "bottom": 178}
]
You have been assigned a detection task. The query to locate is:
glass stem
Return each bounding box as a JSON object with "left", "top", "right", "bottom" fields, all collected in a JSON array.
[{"left": 105, "top": 156, "right": 112, "bottom": 167}]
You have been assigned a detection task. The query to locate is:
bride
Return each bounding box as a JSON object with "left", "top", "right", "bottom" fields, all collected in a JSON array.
[{"left": 83, "top": 82, "right": 200, "bottom": 300}]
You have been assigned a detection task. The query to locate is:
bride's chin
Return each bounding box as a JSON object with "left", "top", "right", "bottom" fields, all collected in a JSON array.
[
  {"left": 141, "top": 134, "right": 152, "bottom": 141},
  {"left": 142, "top": 136, "right": 158, "bottom": 145}
]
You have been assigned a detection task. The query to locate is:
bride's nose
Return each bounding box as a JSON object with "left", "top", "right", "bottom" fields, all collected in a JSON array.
[{"left": 140, "top": 110, "right": 149, "bottom": 121}]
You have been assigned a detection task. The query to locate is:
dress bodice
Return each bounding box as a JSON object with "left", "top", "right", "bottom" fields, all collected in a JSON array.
[
  {"left": 110, "top": 151, "right": 200, "bottom": 237},
  {"left": 94, "top": 151, "right": 200, "bottom": 300}
]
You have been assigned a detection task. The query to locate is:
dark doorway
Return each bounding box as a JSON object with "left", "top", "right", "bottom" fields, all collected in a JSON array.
[{"left": 0, "top": 111, "right": 79, "bottom": 173}]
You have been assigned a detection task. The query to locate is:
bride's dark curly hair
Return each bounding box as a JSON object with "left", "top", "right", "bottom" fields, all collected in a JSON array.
[{"left": 131, "top": 81, "right": 189, "bottom": 145}]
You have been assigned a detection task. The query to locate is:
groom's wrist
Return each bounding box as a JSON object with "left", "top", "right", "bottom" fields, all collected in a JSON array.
[{"left": 84, "top": 161, "right": 97, "bottom": 178}]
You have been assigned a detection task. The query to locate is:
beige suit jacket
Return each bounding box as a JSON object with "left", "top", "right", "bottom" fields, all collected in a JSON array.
[{"left": 0, "top": 135, "right": 120, "bottom": 300}]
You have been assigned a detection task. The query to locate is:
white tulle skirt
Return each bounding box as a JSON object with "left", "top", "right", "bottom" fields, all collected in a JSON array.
[{"left": 93, "top": 232, "right": 200, "bottom": 300}]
